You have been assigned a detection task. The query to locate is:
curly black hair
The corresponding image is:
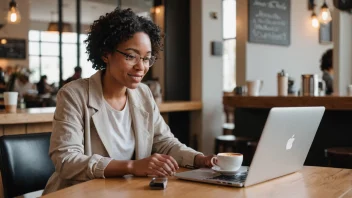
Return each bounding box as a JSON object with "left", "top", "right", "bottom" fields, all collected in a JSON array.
[
  {"left": 320, "top": 49, "right": 333, "bottom": 71},
  {"left": 85, "top": 8, "right": 162, "bottom": 70}
]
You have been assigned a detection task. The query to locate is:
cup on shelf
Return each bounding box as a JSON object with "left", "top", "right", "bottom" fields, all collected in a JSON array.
[
  {"left": 246, "top": 80, "right": 263, "bottom": 96},
  {"left": 277, "top": 70, "right": 288, "bottom": 96},
  {"left": 347, "top": 85, "right": 352, "bottom": 96}
]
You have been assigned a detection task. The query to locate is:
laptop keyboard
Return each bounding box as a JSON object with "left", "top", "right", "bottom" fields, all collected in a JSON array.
[{"left": 207, "top": 172, "right": 248, "bottom": 183}]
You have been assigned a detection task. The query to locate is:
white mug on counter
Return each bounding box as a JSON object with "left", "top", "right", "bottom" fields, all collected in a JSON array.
[{"left": 246, "top": 80, "right": 263, "bottom": 96}]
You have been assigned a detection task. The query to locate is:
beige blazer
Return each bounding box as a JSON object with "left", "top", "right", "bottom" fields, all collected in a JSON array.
[{"left": 43, "top": 71, "right": 202, "bottom": 195}]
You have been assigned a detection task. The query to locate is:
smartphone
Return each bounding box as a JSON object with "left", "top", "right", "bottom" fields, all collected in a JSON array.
[{"left": 149, "top": 177, "right": 168, "bottom": 190}]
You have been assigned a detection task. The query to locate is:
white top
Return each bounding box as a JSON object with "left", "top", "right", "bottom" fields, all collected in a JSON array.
[{"left": 103, "top": 97, "right": 135, "bottom": 160}]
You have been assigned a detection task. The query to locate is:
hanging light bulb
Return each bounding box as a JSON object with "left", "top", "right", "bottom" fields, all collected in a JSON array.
[
  {"left": 155, "top": 7, "right": 161, "bottom": 14},
  {"left": 311, "top": 12, "right": 320, "bottom": 28},
  {"left": 7, "top": 0, "right": 21, "bottom": 24},
  {"left": 319, "top": 1, "right": 331, "bottom": 24}
]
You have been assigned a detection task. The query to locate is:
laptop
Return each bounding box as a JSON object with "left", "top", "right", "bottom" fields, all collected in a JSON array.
[{"left": 176, "top": 107, "right": 325, "bottom": 187}]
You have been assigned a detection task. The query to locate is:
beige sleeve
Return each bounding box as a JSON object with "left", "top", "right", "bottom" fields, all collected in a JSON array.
[
  {"left": 49, "top": 87, "right": 112, "bottom": 181},
  {"left": 147, "top": 87, "right": 203, "bottom": 167}
]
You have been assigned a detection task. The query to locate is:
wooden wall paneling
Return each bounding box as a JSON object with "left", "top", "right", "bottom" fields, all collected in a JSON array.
[
  {"left": 27, "top": 122, "right": 53, "bottom": 134},
  {"left": 3, "top": 124, "right": 26, "bottom": 135},
  {"left": 0, "top": 125, "right": 3, "bottom": 137}
]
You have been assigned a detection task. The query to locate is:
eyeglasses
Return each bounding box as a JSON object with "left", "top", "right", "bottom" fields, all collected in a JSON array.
[{"left": 115, "top": 49, "right": 156, "bottom": 67}]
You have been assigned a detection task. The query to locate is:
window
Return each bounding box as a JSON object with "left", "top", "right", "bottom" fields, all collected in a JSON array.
[
  {"left": 223, "top": 0, "right": 236, "bottom": 91},
  {"left": 28, "top": 30, "right": 96, "bottom": 85}
]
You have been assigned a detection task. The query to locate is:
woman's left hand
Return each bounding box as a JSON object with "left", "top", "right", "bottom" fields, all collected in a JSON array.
[{"left": 194, "top": 154, "right": 215, "bottom": 168}]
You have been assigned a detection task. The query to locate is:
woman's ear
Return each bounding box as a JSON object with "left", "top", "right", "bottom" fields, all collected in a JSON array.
[
  {"left": 101, "top": 53, "right": 109, "bottom": 63},
  {"left": 102, "top": 56, "right": 108, "bottom": 63}
]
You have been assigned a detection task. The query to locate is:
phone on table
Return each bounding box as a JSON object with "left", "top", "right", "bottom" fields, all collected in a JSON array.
[{"left": 149, "top": 177, "right": 168, "bottom": 190}]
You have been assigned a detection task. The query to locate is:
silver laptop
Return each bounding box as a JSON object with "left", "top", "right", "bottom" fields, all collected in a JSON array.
[{"left": 176, "top": 107, "right": 325, "bottom": 187}]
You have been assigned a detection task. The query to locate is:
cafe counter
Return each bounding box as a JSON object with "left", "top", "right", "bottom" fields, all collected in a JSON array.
[
  {"left": 223, "top": 95, "right": 352, "bottom": 110},
  {"left": 0, "top": 101, "right": 202, "bottom": 136}
]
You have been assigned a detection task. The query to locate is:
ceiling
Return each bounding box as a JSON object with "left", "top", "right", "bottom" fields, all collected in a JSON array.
[{"left": 30, "top": 0, "right": 153, "bottom": 24}]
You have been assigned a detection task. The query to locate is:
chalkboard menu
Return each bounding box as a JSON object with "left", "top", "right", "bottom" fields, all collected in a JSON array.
[
  {"left": 248, "top": 0, "right": 291, "bottom": 46},
  {"left": 0, "top": 38, "right": 26, "bottom": 59}
]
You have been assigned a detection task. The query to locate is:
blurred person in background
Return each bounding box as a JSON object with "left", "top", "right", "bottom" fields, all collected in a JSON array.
[
  {"left": 37, "top": 75, "right": 54, "bottom": 95},
  {"left": 0, "top": 67, "right": 5, "bottom": 86},
  {"left": 64, "top": 66, "right": 82, "bottom": 84},
  {"left": 320, "top": 49, "right": 333, "bottom": 95},
  {"left": 13, "top": 74, "right": 37, "bottom": 97}
]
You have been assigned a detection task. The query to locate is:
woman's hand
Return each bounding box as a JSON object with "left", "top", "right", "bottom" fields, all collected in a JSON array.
[
  {"left": 194, "top": 154, "right": 215, "bottom": 168},
  {"left": 131, "top": 153, "right": 179, "bottom": 177}
]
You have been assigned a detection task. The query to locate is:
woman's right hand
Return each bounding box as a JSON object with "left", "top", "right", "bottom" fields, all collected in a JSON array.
[{"left": 131, "top": 153, "right": 179, "bottom": 177}]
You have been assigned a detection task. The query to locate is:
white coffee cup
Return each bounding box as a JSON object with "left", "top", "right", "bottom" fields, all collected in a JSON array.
[
  {"left": 210, "top": 153, "right": 243, "bottom": 171},
  {"left": 347, "top": 85, "right": 352, "bottom": 96},
  {"left": 247, "top": 80, "right": 263, "bottom": 96},
  {"left": 4, "top": 92, "right": 18, "bottom": 113}
]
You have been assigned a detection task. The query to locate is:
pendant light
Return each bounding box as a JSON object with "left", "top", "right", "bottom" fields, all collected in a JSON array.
[
  {"left": 311, "top": 12, "right": 320, "bottom": 28},
  {"left": 319, "top": 0, "right": 332, "bottom": 24},
  {"left": 7, "top": 0, "right": 21, "bottom": 24},
  {"left": 47, "top": 11, "right": 73, "bottom": 32}
]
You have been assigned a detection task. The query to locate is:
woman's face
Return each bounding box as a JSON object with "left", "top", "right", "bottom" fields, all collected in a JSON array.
[{"left": 103, "top": 32, "right": 152, "bottom": 89}]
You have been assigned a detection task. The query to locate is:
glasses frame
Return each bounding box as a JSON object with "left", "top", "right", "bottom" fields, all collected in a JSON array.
[{"left": 115, "top": 49, "right": 156, "bottom": 67}]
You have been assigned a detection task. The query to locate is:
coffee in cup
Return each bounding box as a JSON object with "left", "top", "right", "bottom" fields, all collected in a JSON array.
[
  {"left": 211, "top": 153, "right": 243, "bottom": 171},
  {"left": 4, "top": 92, "right": 18, "bottom": 113}
]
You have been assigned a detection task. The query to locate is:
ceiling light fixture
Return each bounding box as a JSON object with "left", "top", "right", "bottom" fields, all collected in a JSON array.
[
  {"left": 319, "top": 0, "right": 332, "bottom": 24},
  {"left": 7, "top": 0, "right": 21, "bottom": 24},
  {"left": 47, "top": 22, "right": 73, "bottom": 32},
  {"left": 311, "top": 12, "right": 320, "bottom": 28},
  {"left": 46, "top": 11, "right": 73, "bottom": 32}
]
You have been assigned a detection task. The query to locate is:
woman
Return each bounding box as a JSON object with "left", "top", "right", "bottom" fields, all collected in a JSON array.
[
  {"left": 43, "top": 8, "right": 213, "bottom": 194},
  {"left": 320, "top": 49, "right": 333, "bottom": 95}
]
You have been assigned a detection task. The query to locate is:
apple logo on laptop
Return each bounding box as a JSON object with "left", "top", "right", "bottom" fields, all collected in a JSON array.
[{"left": 286, "top": 135, "right": 295, "bottom": 150}]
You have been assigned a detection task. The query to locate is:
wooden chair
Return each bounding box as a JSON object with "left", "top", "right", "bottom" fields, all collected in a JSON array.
[{"left": 325, "top": 147, "right": 352, "bottom": 169}]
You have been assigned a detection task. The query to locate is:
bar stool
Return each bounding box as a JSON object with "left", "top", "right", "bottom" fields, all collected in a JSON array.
[
  {"left": 223, "top": 123, "right": 235, "bottom": 135},
  {"left": 214, "top": 135, "right": 253, "bottom": 154},
  {"left": 223, "top": 104, "right": 235, "bottom": 135},
  {"left": 324, "top": 147, "right": 352, "bottom": 169}
]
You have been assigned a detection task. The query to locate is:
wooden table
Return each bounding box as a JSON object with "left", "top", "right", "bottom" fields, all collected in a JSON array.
[{"left": 43, "top": 166, "right": 352, "bottom": 198}]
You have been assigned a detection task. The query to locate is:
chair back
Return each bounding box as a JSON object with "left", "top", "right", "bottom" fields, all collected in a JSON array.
[{"left": 0, "top": 132, "right": 54, "bottom": 198}]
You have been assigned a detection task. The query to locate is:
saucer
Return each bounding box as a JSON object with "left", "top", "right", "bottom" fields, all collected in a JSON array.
[{"left": 211, "top": 166, "right": 243, "bottom": 175}]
